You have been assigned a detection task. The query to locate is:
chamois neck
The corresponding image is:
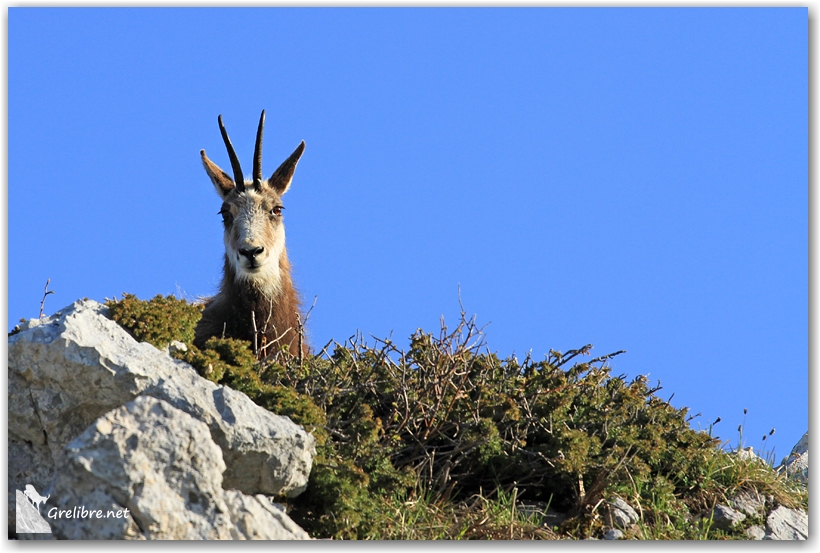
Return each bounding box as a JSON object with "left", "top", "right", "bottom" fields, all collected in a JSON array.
[
  {"left": 209, "top": 249, "right": 304, "bottom": 355},
  {"left": 221, "top": 249, "right": 292, "bottom": 300}
]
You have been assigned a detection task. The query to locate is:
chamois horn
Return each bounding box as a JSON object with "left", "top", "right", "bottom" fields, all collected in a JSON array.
[
  {"left": 253, "top": 110, "right": 265, "bottom": 187},
  {"left": 218, "top": 114, "right": 245, "bottom": 192}
]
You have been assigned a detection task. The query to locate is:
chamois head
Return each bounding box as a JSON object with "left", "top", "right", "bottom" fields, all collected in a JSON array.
[{"left": 200, "top": 111, "right": 305, "bottom": 294}]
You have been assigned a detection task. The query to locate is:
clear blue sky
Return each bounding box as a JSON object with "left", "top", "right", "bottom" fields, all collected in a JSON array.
[{"left": 8, "top": 8, "right": 807, "bottom": 464}]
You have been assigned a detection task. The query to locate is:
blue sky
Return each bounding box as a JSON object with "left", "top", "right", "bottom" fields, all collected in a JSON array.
[{"left": 8, "top": 7, "right": 807, "bottom": 463}]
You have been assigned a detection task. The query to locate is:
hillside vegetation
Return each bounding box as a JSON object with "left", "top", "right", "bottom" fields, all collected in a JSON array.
[{"left": 106, "top": 293, "right": 807, "bottom": 540}]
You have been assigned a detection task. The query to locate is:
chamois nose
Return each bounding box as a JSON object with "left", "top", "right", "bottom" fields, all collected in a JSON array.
[{"left": 239, "top": 246, "right": 265, "bottom": 260}]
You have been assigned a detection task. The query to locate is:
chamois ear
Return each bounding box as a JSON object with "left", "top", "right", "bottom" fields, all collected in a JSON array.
[
  {"left": 267, "top": 141, "right": 305, "bottom": 195},
  {"left": 201, "top": 149, "right": 235, "bottom": 199}
]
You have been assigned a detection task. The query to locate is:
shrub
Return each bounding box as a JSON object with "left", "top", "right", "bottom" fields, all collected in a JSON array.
[
  {"left": 106, "top": 293, "right": 202, "bottom": 348},
  {"left": 105, "top": 294, "right": 807, "bottom": 540}
]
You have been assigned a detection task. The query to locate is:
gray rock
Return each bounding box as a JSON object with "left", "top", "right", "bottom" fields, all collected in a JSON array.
[
  {"left": 222, "top": 492, "right": 311, "bottom": 540},
  {"left": 734, "top": 447, "right": 765, "bottom": 465},
  {"left": 606, "top": 497, "right": 639, "bottom": 529},
  {"left": 730, "top": 489, "right": 765, "bottom": 517},
  {"left": 168, "top": 340, "right": 188, "bottom": 355},
  {"left": 763, "top": 506, "right": 808, "bottom": 540},
  {"left": 8, "top": 300, "right": 315, "bottom": 501},
  {"left": 603, "top": 528, "right": 624, "bottom": 540},
  {"left": 745, "top": 525, "right": 765, "bottom": 540},
  {"left": 8, "top": 299, "right": 317, "bottom": 538},
  {"left": 46, "top": 396, "right": 310, "bottom": 540},
  {"left": 8, "top": 372, "right": 56, "bottom": 533},
  {"left": 145, "top": 363, "right": 314, "bottom": 497},
  {"left": 9, "top": 303, "right": 154, "bottom": 463},
  {"left": 779, "top": 431, "right": 808, "bottom": 484},
  {"left": 789, "top": 431, "right": 808, "bottom": 457},
  {"left": 709, "top": 504, "right": 746, "bottom": 531}
]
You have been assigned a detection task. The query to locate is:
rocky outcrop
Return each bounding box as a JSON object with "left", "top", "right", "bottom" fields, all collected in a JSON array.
[
  {"left": 598, "top": 433, "right": 810, "bottom": 540},
  {"left": 753, "top": 431, "right": 809, "bottom": 541},
  {"left": 49, "top": 396, "right": 310, "bottom": 539},
  {"left": 779, "top": 431, "right": 808, "bottom": 484},
  {"left": 763, "top": 506, "right": 808, "bottom": 540},
  {"left": 721, "top": 432, "right": 809, "bottom": 540},
  {"left": 9, "top": 300, "right": 315, "bottom": 539}
]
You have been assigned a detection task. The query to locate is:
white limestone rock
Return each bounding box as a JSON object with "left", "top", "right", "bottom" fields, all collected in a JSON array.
[
  {"left": 168, "top": 340, "right": 188, "bottom": 355},
  {"left": 47, "top": 396, "right": 310, "bottom": 540},
  {"left": 734, "top": 446, "right": 765, "bottom": 465},
  {"left": 763, "top": 505, "right": 808, "bottom": 540},
  {"left": 8, "top": 300, "right": 314, "bottom": 497},
  {"left": 729, "top": 489, "right": 766, "bottom": 518},
  {"left": 779, "top": 431, "right": 808, "bottom": 484},
  {"left": 8, "top": 299, "right": 316, "bottom": 537}
]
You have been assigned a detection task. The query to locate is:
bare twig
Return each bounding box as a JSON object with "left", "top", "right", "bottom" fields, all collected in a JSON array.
[
  {"left": 588, "top": 349, "right": 627, "bottom": 365},
  {"left": 297, "top": 313, "right": 304, "bottom": 368},
  {"left": 251, "top": 310, "right": 259, "bottom": 357},
  {"left": 259, "top": 326, "right": 294, "bottom": 355},
  {"left": 510, "top": 486, "right": 518, "bottom": 539},
  {"left": 317, "top": 338, "right": 335, "bottom": 360},
  {"left": 303, "top": 295, "right": 318, "bottom": 327},
  {"left": 553, "top": 344, "right": 594, "bottom": 368},
  {"left": 39, "top": 279, "right": 54, "bottom": 318}
]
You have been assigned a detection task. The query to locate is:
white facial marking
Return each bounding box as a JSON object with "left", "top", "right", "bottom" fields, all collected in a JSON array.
[{"left": 225, "top": 186, "right": 285, "bottom": 296}]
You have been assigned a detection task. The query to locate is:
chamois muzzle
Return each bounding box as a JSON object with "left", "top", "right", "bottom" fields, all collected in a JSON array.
[{"left": 239, "top": 246, "right": 265, "bottom": 260}]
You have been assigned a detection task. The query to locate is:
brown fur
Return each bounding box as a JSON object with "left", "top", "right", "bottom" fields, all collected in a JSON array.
[{"left": 194, "top": 255, "right": 306, "bottom": 356}]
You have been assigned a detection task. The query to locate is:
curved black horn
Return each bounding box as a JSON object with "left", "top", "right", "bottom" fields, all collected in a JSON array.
[
  {"left": 218, "top": 115, "right": 245, "bottom": 192},
  {"left": 253, "top": 110, "right": 265, "bottom": 186}
]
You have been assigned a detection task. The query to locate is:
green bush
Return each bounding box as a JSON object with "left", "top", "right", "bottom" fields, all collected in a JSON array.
[
  {"left": 106, "top": 293, "right": 202, "bottom": 348},
  {"left": 105, "top": 294, "right": 807, "bottom": 540}
]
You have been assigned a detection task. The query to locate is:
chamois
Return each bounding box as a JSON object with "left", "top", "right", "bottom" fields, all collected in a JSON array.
[{"left": 194, "top": 110, "right": 308, "bottom": 358}]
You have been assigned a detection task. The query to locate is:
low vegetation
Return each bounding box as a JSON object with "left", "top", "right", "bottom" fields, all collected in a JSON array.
[{"left": 106, "top": 293, "right": 807, "bottom": 540}]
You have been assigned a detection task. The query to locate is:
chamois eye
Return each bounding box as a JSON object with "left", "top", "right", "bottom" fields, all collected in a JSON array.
[
  {"left": 271, "top": 206, "right": 284, "bottom": 216},
  {"left": 219, "top": 208, "right": 232, "bottom": 223}
]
